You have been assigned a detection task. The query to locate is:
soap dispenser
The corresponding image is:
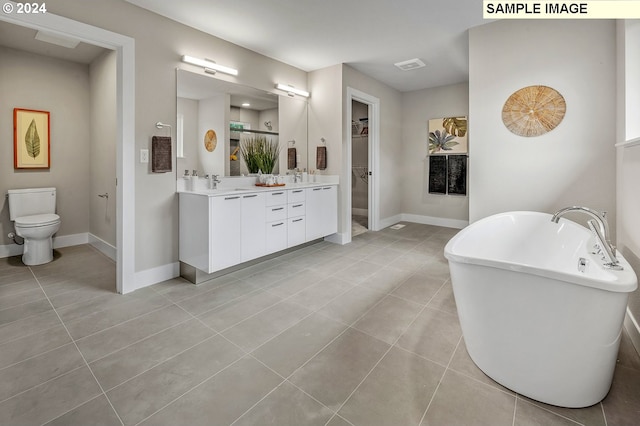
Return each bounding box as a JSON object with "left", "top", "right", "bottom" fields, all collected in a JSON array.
[{"left": 183, "top": 170, "right": 191, "bottom": 191}]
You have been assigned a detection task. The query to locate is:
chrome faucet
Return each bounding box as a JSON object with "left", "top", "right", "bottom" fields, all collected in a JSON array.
[
  {"left": 294, "top": 171, "right": 302, "bottom": 183},
  {"left": 211, "top": 174, "right": 221, "bottom": 189},
  {"left": 551, "top": 206, "right": 622, "bottom": 270}
]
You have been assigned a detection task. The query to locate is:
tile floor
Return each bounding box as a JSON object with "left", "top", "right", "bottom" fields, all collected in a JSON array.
[{"left": 0, "top": 223, "right": 639, "bottom": 425}]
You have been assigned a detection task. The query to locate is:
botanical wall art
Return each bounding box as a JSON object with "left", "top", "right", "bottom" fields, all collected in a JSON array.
[
  {"left": 502, "top": 85, "right": 566, "bottom": 137},
  {"left": 428, "top": 116, "right": 468, "bottom": 155},
  {"left": 14, "top": 108, "right": 50, "bottom": 169}
]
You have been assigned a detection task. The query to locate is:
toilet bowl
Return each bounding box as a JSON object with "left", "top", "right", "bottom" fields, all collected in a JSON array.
[
  {"left": 7, "top": 188, "right": 61, "bottom": 266},
  {"left": 14, "top": 214, "right": 61, "bottom": 266}
]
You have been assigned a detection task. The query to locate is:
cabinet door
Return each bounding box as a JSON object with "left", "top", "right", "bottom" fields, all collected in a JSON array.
[
  {"left": 266, "top": 220, "right": 287, "bottom": 253},
  {"left": 305, "top": 187, "right": 324, "bottom": 241},
  {"left": 288, "top": 217, "right": 306, "bottom": 247},
  {"left": 241, "top": 193, "right": 266, "bottom": 262},
  {"left": 210, "top": 195, "right": 242, "bottom": 272},
  {"left": 321, "top": 186, "right": 338, "bottom": 235}
]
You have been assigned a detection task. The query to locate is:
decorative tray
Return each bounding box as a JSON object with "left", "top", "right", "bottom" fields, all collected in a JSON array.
[{"left": 255, "top": 183, "right": 286, "bottom": 187}]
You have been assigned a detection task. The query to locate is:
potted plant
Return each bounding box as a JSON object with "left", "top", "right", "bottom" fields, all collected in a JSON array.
[{"left": 240, "top": 135, "right": 280, "bottom": 174}]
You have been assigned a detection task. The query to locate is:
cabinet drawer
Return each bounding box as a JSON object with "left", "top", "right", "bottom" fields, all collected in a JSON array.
[
  {"left": 266, "top": 205, "right": 287, "bottom": 222},
  {"left": 288, "top": 188, "right": 305, "bottom": 203},
  {"left": 265, "top": 190, "right": 287, "bottom": 206},
  {"left": 288, "top": 202, "right": 305, "bottom": 218}
]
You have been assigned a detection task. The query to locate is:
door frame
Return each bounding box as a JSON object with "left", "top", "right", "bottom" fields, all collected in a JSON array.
[
  {"left": 344, "top": 87, "right": 380, "bottom": 243},
  {"left": 1, "top": 4, "right": 136, "bottom": 294}
]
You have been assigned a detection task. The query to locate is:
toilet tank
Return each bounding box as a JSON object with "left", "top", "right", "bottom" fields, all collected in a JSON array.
[{"left": 7, "top": 188, "right": 57, "bottom": 220}]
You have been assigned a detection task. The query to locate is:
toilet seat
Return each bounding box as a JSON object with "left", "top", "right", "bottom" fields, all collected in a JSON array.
[{"left": 14, "top": 214, "right": 61, "bottom": 228}]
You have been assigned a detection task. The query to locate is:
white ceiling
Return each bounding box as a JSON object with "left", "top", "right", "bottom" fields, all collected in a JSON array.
[
  {"left": 126, "top": 0, "right": 488, "bottom": 92},
  {"left": 0, "top": 20, "right": 107, "bottom": 64}
]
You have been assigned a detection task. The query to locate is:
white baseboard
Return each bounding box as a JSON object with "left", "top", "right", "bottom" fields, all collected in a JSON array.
[
  {"left": 378, "top": 214, "right": 403, "bottom": 230},
  {"left": 89, "top": 234, "right": 116, "bottom": 262},
  {"left": 325, "top": 232, "right": 349, "bottom": 245},
  {"left": 53, "top": 232, "right": 89, "bottom": 248},
  {"left": 400, "top": 213, "right": 468, "bottom": 229},
  {"left": 1, "top": 232, "right": 90, "bottom": 259},
  {"left": 134, "top": 262, "right": 180, "bottom": 291},
  {"left": 351, "top": 208, "right": 368, "bottom": 216},
  {"left": 624, "top": 308, "right": 640, "bottom": 357}
]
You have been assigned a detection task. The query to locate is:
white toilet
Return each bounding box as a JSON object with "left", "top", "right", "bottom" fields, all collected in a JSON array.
[{"left": 8, "top": 188, "right": 61, "bottom": 266}]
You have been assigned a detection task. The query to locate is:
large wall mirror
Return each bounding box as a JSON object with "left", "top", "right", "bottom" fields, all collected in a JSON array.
[{"left": 176, "top": 69, "right": 308, "bottom": 178}]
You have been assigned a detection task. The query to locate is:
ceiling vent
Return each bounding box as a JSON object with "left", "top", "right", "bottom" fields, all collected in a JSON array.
[
  {"left": 394, "top": 58, "right": 426, "bottom": 71},
  {"left": 35, "top": 31, "right": 80, "bottom": 49}
]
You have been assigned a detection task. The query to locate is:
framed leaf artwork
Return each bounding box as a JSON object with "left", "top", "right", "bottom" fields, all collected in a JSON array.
[
  {"left": 428, "top": 116, "right": 468, "bottom": 155},
  {"left": 14, "top": 108, "right": 50, "bottom": 169}
]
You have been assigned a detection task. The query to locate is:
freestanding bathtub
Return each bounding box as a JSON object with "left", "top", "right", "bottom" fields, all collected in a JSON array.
[{"left": 444, "top": 211, "right": 637, "bottom": 408}]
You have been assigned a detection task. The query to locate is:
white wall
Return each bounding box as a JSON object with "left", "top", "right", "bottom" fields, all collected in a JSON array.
[
  {"left": 616, "top": 20, "right": 640, "bottom": 352},
  {"left": 89, "top": 50, "right": 117, "bottom": 249},
  {"left": 469, "top": 20, "right": 617, "bottom": 233},
  {"left": 401, "top": 83, "right": 469, "bottom": 225},
  {"left": 0, "top": 47, "right": 91, "bottom": 248},
  {"left": 308, "top": 64, "right": 343, "bottom": 176}
]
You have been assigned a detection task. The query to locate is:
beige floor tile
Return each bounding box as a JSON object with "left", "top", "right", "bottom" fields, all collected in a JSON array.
[
  {"left": 233, "top": 381, "right": 334, "bottom": 426},
  {"left": 139, "top": 356, "right": 282, "bottom": 426},
  {"left": 107, "top": 335, "right": 243, "bottom": 425},
  {"left": 339, "top": 346, "right": 444, "bottom": 426},
  {"left": 221, "top": 300, "right": 310, "bottom": 352},
  {"left": 289, "top": 328, "right": 389, "bottom": 409},
  {"left": 252, "top": 312, "right": 348, "bottom": 377},
  {"left": 44, "top": 395, "right": 122, "bottom": 426},
  {"left": 197, "top": 289, "right": 282, "bottom": 332},
  {"left": 396, "top": 307, "right": 462, "bottom": 365},
  {"left": 421, "top": 369, "right": 515, "bottom": 426},
  {"left": 0, "top": 367, "right": 102, "bottom": 426},
  {"left": 90, "top": 318, "right": 215, "bottom": 391},
  {"left": 0, "top": 343, "right": 85, "bottom": 401},
  {"left": 352, "top": 295, "right": 423, "bottom": 345}
]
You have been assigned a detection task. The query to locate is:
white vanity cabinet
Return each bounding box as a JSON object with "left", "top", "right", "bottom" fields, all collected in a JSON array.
[
  {"left": 305, "top": 185, "right": 338, "bottom": 240},
  {"left": 180, "top": 183, "right": 337, "bottom": 275}
]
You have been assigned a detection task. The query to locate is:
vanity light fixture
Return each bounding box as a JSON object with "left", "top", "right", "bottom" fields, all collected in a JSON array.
[
  {"left": 275, "top": 83, "right": 310, "bottom": 98},
  {"left": 181, "top": 55, "right": 238, "bottom": 76}
]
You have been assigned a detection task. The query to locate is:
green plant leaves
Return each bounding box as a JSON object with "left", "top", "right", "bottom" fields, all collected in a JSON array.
[
  {"left": 239, "top": 136, "right": 281, "bottom": 174},
  {"left": 428, "top": 129, "right": 458, "bottom": 154},
  {"left": 442, "top": 117, "right": 467, "bottom": 137},
  {"left": 25, "top": 119, "right": 41, "bottom": 159}
]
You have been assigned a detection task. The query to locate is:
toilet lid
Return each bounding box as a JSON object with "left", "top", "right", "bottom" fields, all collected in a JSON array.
[{"left": 14, "top": 214, "right": 60, "bottom": 228}]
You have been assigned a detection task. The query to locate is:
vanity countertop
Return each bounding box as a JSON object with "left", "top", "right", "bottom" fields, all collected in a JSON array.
[{"left": 178, "top": 181, "right": 338, "bottom": 197}]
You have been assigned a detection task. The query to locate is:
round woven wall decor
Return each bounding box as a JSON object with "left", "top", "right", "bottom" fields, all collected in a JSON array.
[
  {"left": 204, "top": 129, "right": 217, "bottom": 152},
  {"left": 502, "top": 85, "right": 566, "bottom": 137}
]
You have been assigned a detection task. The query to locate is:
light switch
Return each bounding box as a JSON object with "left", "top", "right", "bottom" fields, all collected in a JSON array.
[{"left": 140, "top": 149, "right": 149, "bottom": 163}]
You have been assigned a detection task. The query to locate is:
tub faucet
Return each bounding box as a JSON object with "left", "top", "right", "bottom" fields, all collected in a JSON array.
[{"left": 551, "top": 206, "right": 621, "bottom": 270}]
